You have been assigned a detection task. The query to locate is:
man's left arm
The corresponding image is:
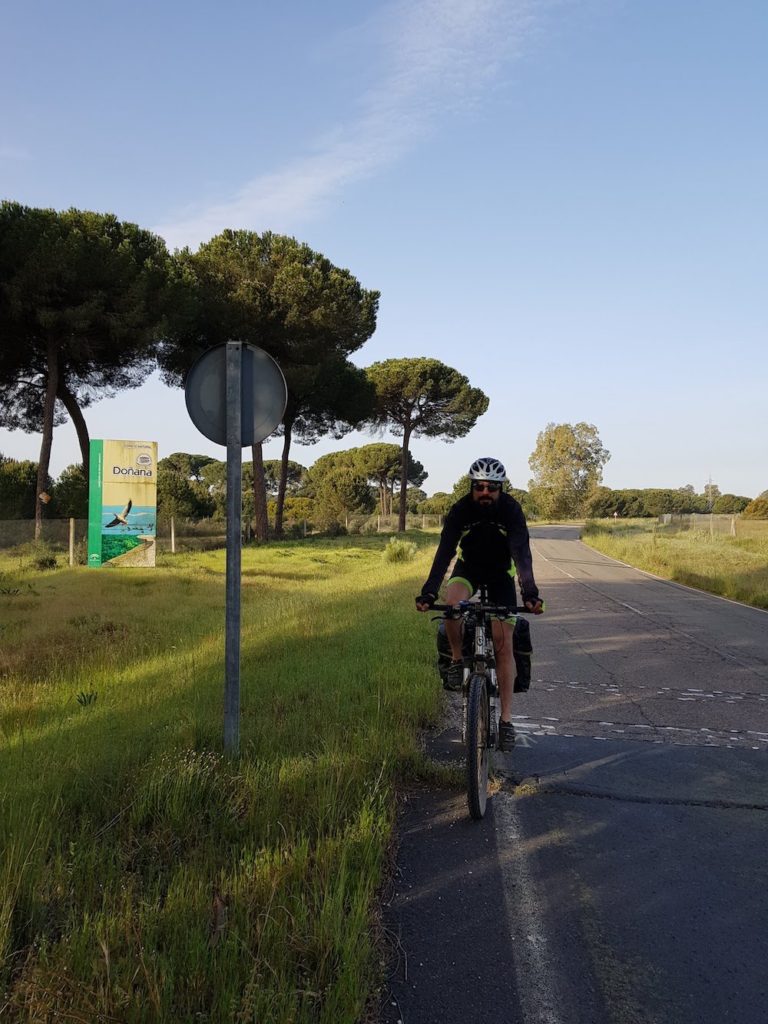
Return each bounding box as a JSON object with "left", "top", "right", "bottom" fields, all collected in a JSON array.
[{"left": 506, "top": 504, "right": 543, "bottom": 611}]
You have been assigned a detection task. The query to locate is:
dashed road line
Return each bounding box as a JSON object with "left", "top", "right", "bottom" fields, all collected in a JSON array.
[{"left": 511, "top": 715, "right": 764, "bottom": 749}]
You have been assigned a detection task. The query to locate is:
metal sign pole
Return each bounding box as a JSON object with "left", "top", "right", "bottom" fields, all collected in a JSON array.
[
  {"left": 184, "top": 340, "right": 287, "bottom": 759},
  {"left": 224, "top": 341, "right": 242, "bottom": 756}
]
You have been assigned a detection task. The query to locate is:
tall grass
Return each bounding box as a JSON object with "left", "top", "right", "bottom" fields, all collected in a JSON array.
[
  {"left": 582, "top": 520, "right": 768, "bottom": 609},
  {"left": 0, "top": 532, "right": 440, "bottom": 1022}
]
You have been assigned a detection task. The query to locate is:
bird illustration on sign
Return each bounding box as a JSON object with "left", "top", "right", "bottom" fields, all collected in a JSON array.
[{"left": 105, "top": 499, "right": 132, "bottom": 528}]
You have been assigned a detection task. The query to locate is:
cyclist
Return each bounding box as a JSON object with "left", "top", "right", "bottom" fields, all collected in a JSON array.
[{"left": 416, "top": 457, "right": 544, "bottom": 751}]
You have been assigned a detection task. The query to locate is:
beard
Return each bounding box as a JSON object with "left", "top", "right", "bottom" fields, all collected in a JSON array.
[{"left": 475, "top": 496, "right": 497, "bottom": 513}]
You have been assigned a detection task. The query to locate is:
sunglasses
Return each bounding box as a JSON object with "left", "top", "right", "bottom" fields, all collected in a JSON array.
[{"left": 472, "top": 481, "right": 501, "bottom": 493}]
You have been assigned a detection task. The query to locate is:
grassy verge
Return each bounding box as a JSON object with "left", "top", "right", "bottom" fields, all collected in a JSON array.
[
  {"left": 581, "top": 519, "right": 768, "bottom": 609},
  {"left": 0, "top": 532, "right": 442, "bottom": 1022}
]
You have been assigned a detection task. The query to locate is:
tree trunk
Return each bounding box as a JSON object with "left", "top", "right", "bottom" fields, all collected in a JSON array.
[
  {"left": 274, "top": 422, "right": 294, "bottom": 538},
  {"left": 57, "top": 381, "right": 91, "bottom": 480},
  {"left": 398, "top": 430, "right": 411, "bottom": 532},
  {"left": 35, "top": 339, "right": 59, "bottom": 540},
  {"left": 251, "top": 442, "right": 269, "bottom": 541}
]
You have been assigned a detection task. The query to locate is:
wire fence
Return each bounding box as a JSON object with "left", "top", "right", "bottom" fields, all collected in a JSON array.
[
  {"left": 0, "top": 512, "right": 446, "bottom": 558},
  {"left": 658, "top": 514, "right": 768, "bottom": 539},
  {"left": 0, "top": 518, "right": 88, "bottom": 550},
  {"left": 4, "top": 512, "right": 766, "bottom": 564},
  {"left": 342, "top": 513, "right": 444, "bottom": 534}
]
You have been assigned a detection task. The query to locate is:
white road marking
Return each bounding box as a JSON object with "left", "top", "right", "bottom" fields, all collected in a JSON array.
[
  {"left": 532, "top": 541, "right": 768, "bottom": 676},
  {"left": 496, "top": 795, "right": 566, "bottom": 1024},
  {"left": 532, "top": 535, "right": 768, "bottom": 617}
]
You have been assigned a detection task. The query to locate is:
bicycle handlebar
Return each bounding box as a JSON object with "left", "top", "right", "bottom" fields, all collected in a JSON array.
[{"left": 431, "top": 602, "right": 532, "bottom": 617}]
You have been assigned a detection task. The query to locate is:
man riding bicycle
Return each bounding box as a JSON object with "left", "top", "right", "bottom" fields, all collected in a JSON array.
[{"left": 416, "top": 457, "right": 544, "bottom": 752}]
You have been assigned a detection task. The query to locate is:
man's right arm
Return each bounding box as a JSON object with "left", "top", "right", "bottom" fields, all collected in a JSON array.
[{"left": 420, "top": 512, "right": 462, "bottom": 599}]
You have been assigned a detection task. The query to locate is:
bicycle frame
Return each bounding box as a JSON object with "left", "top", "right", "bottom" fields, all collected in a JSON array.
[{"left": 457, "top": 598, "right": 501, "bottom": 745}]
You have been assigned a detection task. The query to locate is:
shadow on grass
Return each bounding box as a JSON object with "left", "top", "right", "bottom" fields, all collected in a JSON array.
[{"left": 1, "top": 539, "right": 445, "bottom": 1021}]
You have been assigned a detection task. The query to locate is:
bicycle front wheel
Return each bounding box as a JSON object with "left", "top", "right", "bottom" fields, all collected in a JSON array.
[{"left": 466, "top": 672, "right": 490, "bottom": 820}]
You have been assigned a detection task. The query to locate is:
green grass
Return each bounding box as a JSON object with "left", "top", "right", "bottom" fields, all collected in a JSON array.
[
  {"left": 581, "top": 519, "right": 768, "bottom": 609},
  {"left": 0, "top": 532, "right": 441, "bottom": 1022}
]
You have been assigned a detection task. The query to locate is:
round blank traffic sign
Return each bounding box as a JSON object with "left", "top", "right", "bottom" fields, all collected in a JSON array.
[{"left": 184, "top": 343, "right": 288, "bottom": 447}]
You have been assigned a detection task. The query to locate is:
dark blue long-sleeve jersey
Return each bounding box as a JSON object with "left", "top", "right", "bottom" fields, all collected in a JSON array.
[{"left": 421, "top": 491, "right": 539, "bottom": 602}]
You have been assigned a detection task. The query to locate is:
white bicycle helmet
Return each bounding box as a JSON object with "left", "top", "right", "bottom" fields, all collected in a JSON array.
[{"left": 468, "top": 457, "right": 506, "bottom": 482}]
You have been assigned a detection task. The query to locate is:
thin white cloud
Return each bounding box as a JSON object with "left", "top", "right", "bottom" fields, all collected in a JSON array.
[{"left": 154, "top": 0, "right": 537, "bottom": 250}]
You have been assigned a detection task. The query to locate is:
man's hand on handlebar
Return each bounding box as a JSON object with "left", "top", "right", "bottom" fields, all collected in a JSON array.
[
  {"left": 524, "top": 597, "right": 545, "bottom": 615},
  {"left": 415, "top": 592, "right": 436, "bottom": 612}
]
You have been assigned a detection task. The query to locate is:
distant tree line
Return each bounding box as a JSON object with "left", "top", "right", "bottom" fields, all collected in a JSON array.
[
  {"left": 6, "top": 440, "right": 762, "bottom": 528},
  {"left": 585, "top": 486, "right": 753, "bottom": 518},
  {"left": 1, "top": 444, "right": 432, "bottom": 531},
  {"left": 1, "top": 201, "right": 490, "bottom": 537},
  {"left": 524, "top": 422, "right": 757, "bottom": 520}
]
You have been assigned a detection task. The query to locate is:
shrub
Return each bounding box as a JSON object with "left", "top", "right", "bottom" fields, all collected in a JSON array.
[
  {"left": 281, "top": 522, "right": 307, "bottom": 540},
  {"left": 322, "top": 521, "right": 348, "bottom": 538},
  {"left": 382, "top": 537, "right": 417, "bottom": 563},
  {"left": 74, "top": 538, "right": 88, "bottom": 565},
  {"left": 14, "top": 540, "right": 60, "bottom": 571},
  {"left": 742, "top": 498, "right": 768, "bottom": 520}
]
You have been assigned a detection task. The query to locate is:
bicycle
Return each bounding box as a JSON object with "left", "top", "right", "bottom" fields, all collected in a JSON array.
[{"left": 432, "top": 586, "right": 532, "bottom": 820}]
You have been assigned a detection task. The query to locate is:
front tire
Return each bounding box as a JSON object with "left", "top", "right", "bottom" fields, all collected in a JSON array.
[{"left": 466, "top": 673, "right": 489, "bottom": 819}]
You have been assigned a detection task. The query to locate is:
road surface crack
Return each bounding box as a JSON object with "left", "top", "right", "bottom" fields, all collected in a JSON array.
[{"left": 512, "top": 778, "right": 768, "bottom": 812}]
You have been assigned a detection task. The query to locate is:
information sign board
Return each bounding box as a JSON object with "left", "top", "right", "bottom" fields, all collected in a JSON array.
[{"left": 87, "top": 439, "right": 158, "bottom": 567}]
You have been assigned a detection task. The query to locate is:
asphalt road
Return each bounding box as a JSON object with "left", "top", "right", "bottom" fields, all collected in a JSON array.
[{"left": 381, "top": 526, "right": 768, "bottom": 1024}]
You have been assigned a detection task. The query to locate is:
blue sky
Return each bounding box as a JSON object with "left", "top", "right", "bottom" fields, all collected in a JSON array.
[{"left": 2, "top": 0, "right": 766, "bottom": 497}]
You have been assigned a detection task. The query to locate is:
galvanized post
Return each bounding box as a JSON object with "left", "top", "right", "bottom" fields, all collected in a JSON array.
[
  {"left": 224, "top": 341, "right": 242, "bottom": 757},
  {"left": 69, "top": 518, "right": 75, "bottom": 566},
  {"left": 170, "top": 516, "right": 176, "bottom": 554}
]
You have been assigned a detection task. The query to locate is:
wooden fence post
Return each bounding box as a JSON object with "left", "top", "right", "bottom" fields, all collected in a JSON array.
[{"left": 69, "top": 518, "right": 75, "bottom": 567}]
